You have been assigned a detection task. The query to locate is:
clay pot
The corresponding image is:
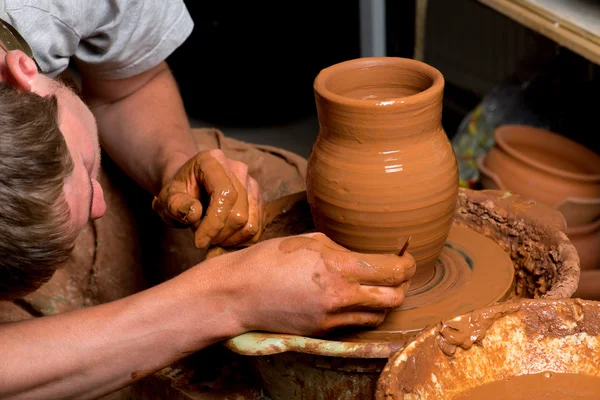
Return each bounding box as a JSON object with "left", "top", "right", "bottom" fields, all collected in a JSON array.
[
  {"left": 574, "top": 270, "right": 600, "bottom": 300},
  {"left": 376, "top": 299, "right": 600, "bottom": 399},
  {"left": 480, "top": 125, "right": 600, "bottom": 227},
  {"left": 566, "top": 218, "right": 600, "bottom": 271},
  {"left": 225, "top": 188, "right": 580, "bottom": 400},
  {"left": 307, "top": 57, "right": 459, "bottom": 286}
]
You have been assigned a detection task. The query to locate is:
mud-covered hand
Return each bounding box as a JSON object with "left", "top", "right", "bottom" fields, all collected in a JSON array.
[
  {"left": 222, "top": 233, "right": 417, "bottom": 336},
  {"left": 152, "top": 149, "right": 265, "bottom": 248}
]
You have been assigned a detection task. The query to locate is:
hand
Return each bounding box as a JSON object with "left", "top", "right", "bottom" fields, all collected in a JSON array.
[
  {"left": 209, "top": 232, "right": 416, "bottom": 336},
  {"left": 152, "top": 149, "right": 265, "bottom": 248}
]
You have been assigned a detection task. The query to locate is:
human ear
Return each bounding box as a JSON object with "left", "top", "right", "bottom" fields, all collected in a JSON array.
[{"left": 3, "top": 50, "right": 37, "bottom": 91}]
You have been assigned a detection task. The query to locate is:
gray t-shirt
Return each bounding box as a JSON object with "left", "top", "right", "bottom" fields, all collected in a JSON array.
[{"left": 0, "top": 0, "right": 194, "bottom": 78}]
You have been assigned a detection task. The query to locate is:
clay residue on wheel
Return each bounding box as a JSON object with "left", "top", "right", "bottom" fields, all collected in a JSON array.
[
  {"left": 376, "top": 299, "right": 600, "bottom": 400},
  {"left": 454, "top": 188, "right": 580, "bottom": 299}
]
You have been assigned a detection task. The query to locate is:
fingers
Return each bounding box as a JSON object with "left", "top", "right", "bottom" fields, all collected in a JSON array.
[
  {"left": 342, "top": 281, "right": 411, "bottom": 311},
  {"left": 152, "top": 191, "right": 204, "bottom": 227},
  {"left": 344, "top": 252, "right": 416, "bottom": 286},
  {"left": 220, "top": 177, "right": 265, "bottom": 247},
  {"left": 279, "top": 233, "right": 416, "bottom": 287},
  {"left": 192, "top": 151, "right": 239, "bottom": 248},
  {"left": 321, "top": 311, "right": 387, "bottom": 331},
  {"left": 154, "top": 149, "right": 267, "bottom": 248},
  {"left": 210, "top": 173, "right": 249, "bottom": 244}
]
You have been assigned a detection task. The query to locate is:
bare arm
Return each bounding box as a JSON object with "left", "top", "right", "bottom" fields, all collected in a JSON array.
[
  {"left": 80, "top": 62, "right": 264, "bottom": 246},
  {"left": 79, "top": 61, "right": 196, "bottom": 196},
  {"left": 0, "top": 265, "right": 242, "bottom": 400},
  {"left": 0, "top": 234, "right": 415, "bottom": 400}
]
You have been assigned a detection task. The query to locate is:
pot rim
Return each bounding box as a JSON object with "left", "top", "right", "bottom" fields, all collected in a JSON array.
[
  {"left": 494, "top": 124, "right": 600, "bottom": 183},
  {"left": 313, "top": 56, "right": 444, "bottom": 109}
]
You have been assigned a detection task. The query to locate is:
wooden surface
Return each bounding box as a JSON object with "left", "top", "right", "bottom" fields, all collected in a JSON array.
[
  {"left": 478, "top": 0, "right": 600, "bottom": 65},
  {"left": 514, "top": 0, "right": 600, "bottom": 44}
]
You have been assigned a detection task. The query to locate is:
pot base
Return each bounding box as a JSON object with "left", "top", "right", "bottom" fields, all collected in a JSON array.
[{"left": 330, "top": 223, "right": 514, "bottom": 341}]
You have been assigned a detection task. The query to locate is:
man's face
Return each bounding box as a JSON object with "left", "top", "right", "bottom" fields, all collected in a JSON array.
[
  {"left": 35, "top": 75, "right": 107, "bottom": 231},
  {"left": 0, "top": 48, "right": 106, "bottom": 233}
]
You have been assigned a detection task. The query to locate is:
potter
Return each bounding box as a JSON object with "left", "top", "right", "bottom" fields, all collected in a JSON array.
[
  {"left": 307, "top": 56, "right": 459, "bottom": 289},
  {"left": 0, "top": 11, "right": 418, "bottom": 400}
]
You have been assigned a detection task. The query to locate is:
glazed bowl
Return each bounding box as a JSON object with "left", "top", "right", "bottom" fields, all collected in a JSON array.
[
  {"left": 376, "top": 298, "right": 600, "bottom": 400},
  {"left": 223, "top": 188, "right": 580, "bottom": 400},
  {"left": 479, "top": 125, "right": 600, "bottom": 227}
]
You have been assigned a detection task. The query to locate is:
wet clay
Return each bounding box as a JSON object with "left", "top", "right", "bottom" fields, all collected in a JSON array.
[
  {"left": 453, "top": 372, "right": 600, "bottom": 400},
  {"left": 437, "top": 301, "right": 521, "bottom": 356},
  {"left": 152, "top": 151, "right": 252, "bottom": 249},
  {"left": 376, "top": 299, "right": 600, "bottom": 400},
  {"left": 306, "top": 57, "right": 459, "bottom": 289},
  {"left": 330, "top": 223, "right": 514, "bottom": 341},
  {"left": 278, "top": 234, "right": 415, "bottom": 288}
]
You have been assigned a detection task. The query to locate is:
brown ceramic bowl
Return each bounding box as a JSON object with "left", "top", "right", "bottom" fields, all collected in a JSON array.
[
  {"left": 376, "top": 299, "right": 600, "bottom": 400},
  {"left": 574, "top": 270, "right": 600, "bottom": 300},
  {"left": 481, "top": 125, "right": 600, "bottom": 226},
  {"left": 566, "top": 218, "right": 600, "bottom": 271}
]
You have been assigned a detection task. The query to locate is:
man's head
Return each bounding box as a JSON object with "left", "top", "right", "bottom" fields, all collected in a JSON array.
[{"left": 0, "top": 47, "right": 106, "bottom": 300}]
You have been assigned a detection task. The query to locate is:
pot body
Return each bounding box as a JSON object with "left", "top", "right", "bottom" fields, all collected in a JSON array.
[
  {"left": 566, "top": 218, "right": 600, "bottom": 271},
  {"left": 483, "top": 125, "right": 600, "bottom": 212},
  {"left": 307, "top": 57, "right": 458, "bottom": 284}
]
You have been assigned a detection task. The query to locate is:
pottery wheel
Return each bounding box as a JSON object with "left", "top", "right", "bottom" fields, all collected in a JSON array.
[{"left": 330, "top": 223, "right": 515, "bottom": 342}]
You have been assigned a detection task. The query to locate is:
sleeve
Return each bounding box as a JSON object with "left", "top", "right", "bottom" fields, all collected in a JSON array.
[
  {"left": 4, "top": 0, "right": 193, "bottom": 79},
  {"left": 74, "top": 0, "right": 194, "bottom": 79}
]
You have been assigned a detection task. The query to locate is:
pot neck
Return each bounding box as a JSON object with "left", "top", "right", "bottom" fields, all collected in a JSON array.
[
  {"left": 314, "top": 91, "right": 444, "bottom": 141},
  {"left": 313, "top": 57, "right": 445, "bottom": 141}
]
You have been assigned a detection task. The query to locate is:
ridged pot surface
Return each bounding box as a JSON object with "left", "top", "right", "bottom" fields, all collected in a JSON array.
[{"left": 307, "top": 57, "right": 459, "bottom": 284}]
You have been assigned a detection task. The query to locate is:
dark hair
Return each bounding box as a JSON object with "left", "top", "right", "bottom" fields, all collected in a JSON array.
[{"left": 0, "top": 82, "right": 77, "bottom": 300}]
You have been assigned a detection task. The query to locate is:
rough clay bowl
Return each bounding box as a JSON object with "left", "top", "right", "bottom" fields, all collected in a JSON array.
[
  {"left": 479, "top": 153, "right": 600, "bottom": 270},
  {"left": 563, "top": 218, "right": 600, "bottom": 271},
  {"left": 478, "top": 124, "right": 600, "bottom": 227},
  {"left": 223, "top": 188, "right": 580, "bottom": 400},
  {"left": 376, "top": 298, "right": 600, "bottom": 399}
]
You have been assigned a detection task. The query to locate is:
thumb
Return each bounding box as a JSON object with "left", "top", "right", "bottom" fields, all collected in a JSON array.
[{"left": 152, "top": 192, "right": 204, "bottom": 228}]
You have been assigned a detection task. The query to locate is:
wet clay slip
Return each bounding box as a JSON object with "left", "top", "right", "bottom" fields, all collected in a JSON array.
[
  {"left": 453, "top": 373, "right": 600, "bottom": 400},
  {"left": 376, "top": 299, "right": 600, "bottom": 400},
  {"left": 307, "top": 57, "right": 459, "bottom": 288}
]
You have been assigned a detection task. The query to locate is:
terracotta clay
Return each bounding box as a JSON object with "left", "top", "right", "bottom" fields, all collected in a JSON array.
[
  {"left": 480, "top": 125, "right": 600, "bottom": 227},
  {"left": 331, "top": 223, "right": 514, "bottom": 340},
  {"left": 376, "top": 299, "right": 600, "bottom": 400},
  {"left": 566, "top": 218, "right": 600, "bottom": 271},
  {"left": 574, "top": 270, "right": 600, "bottom": 301},
  {"left": 153, "top": 150, "right": 263, "bottom": 249},
  {"left": 453, "top": 373, "right": 600, "bottom": 400},
  {"left": 224, "top": 188, "right": 580, "bottom": 400},
  {"left": 307, "top": 57, "right": 459, "bottom": 288}
]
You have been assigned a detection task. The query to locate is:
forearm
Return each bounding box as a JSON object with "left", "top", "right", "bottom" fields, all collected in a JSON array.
[
  {"left": 0, "top": 269, "right": 242, "bottom": 400},
  {"left": 82, "top": 62, "right": 199, "bottom": 195}
]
